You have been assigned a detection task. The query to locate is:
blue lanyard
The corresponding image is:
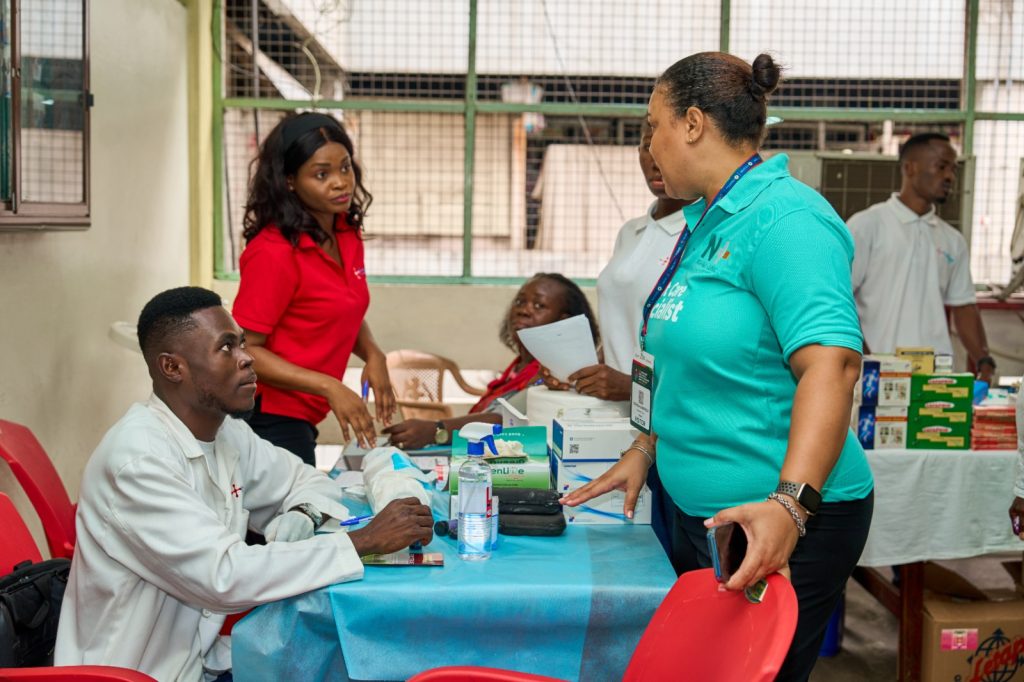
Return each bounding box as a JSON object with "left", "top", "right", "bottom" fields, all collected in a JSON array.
[{"left": 639, "top": 153, "right": 762, "bottom": 350}]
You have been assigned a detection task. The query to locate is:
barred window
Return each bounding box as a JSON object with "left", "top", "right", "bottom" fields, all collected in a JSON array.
[{"left": 0, "top": 0, "right": 90, "bottom": 229}]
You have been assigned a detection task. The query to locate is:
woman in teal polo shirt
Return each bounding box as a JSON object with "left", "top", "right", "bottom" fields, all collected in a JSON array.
[{"left": 562, "top": 52, "right": 873, "bottom": 681}]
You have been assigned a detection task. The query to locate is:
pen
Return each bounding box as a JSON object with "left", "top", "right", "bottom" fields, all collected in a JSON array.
[
  {"left": 339, "top": 513, "right": 374, "bottom": 527},
  {"left": 361, "top": 379, "right": 370, "bottom": 402}
]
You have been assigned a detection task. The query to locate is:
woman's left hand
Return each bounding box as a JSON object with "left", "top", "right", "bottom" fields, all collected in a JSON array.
[
  {"left": 705, "top": 499, "right": 802, "bottom": 591},
  {"left": 381, "top": 419, "right": 435, "bottom": 451},
  {"left": 362, "top": 352, "right": 396, "bottom": 426}
]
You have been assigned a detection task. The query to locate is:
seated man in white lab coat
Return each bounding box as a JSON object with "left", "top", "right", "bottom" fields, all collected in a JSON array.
[{"left": 55, "top": 286, "right": 433, "bottom": 681}]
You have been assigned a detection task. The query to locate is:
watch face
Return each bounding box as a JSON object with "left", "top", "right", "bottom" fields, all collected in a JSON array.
[{"left": 434, "top": 427, "right": 449, "bottom": 445}]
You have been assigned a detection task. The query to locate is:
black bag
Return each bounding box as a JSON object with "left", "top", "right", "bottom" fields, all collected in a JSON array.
[
  {"left": 493, "top": 487, "right": 562, "bottom": 515},
  {"left": 0, "top": 558, "right": 71, "bottom": 667},
  {"left": 498, "top": 512, "right": 567, "bottom": 536}
]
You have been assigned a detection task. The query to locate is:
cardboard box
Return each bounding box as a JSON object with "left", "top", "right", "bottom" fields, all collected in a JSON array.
[
  {"left": 554, "top": 457, "right": 651, "bottom": 524},
  {"left": 911, "top": 373, "right": 975, "bottom": 403},
  {"left": 922, "top": 599, "right": 1024, "bottom": 681},
  {"left": 856, "top": 356, "right": 912, "bottom": 406},
  {"left": 552, "top": 417, "right": 637, "bottom": 461},
  {"left": 921, "top": 560, "right": 1024, "bottom": 681},
  {"left": 450, "top": 426, "right": 551, "bottom": 494},
  {"left": 908, "top": 401, "right": 973, "bottom": 426},
  {"left": 854, "top": 404, "right": 909, "bottom": 449},
  {"left": 897, "top": 346, "right": 936, "bottom": 375},
  {"left": 907, "top": 423, "right": 971, "bottom": 449},
  {"left": 908, "top": 401, "right": 973, "bottom": 448}
]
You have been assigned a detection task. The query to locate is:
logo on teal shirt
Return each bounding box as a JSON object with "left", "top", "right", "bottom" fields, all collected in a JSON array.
[{"left": 700, "top": 236, "right": 732, "bottom": 262}]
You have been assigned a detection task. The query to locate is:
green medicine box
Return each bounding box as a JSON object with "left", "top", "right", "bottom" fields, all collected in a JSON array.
[
  {"left": 909, "top": 374, "right": 974, "bottom": 404},
  {"left": 450, "top": 425, "right": 552, "bottom": 494}
]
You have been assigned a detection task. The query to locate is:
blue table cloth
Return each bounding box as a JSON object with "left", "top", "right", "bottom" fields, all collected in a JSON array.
[{"left": 233, "top": 524, "right": 675, "bottom": 681}]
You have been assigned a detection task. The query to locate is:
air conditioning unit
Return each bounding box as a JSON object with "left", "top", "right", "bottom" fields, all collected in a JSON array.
[{"left": 771, "top": 151, "right": 974, "bottom": 246}]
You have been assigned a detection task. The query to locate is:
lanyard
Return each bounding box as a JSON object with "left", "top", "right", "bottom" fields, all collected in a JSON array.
[{"left": 638, "top": 153, "right": 763, "bottom": 350}]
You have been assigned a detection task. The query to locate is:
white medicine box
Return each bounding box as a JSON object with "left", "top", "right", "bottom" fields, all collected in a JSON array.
[
  {"left": 555, "top": 457, "right": 652, "bottom": 525},
  {"left": 551, "top": 417, "right": 638, "bottom": 461}
]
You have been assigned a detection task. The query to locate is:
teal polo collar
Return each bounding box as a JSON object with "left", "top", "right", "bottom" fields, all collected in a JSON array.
[{"left": 681, "top": 153, "right": 791, "bottom": 227}]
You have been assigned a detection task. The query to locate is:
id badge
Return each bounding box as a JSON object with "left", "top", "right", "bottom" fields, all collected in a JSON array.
[{"left": 630, "top": 351, "right": 655, "bottom": 434}]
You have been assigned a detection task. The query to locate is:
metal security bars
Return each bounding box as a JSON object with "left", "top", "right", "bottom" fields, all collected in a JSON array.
[
  {"left": 214, "top": 0, "right": 1024, "bottom": 286},
  {"left": 0, "top": 0, "right": 90, "bottom": 228}
]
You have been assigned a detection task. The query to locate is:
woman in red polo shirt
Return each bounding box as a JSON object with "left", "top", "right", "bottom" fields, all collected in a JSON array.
[{"left": 233, "top": 113, "right": 394, "bottom": 466}]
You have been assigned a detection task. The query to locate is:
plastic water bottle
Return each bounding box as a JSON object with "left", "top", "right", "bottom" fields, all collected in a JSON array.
[{"left": 457, "top": 422, "right": 500, "bottom": 561}]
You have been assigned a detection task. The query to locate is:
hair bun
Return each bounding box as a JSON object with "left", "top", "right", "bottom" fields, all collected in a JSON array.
[{"left": 749, "top": 53, "right": 781, "bottom": 99}]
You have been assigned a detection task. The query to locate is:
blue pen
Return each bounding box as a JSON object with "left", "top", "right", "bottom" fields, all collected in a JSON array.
[
  {"left": 340, "top": 513, "right": 374, "bottom": 527},
  {"left": 361, "top": 379, "right": 370, "bottom": 402}
]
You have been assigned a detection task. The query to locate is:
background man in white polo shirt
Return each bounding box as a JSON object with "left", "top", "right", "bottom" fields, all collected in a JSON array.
[{"left": 846, "top": 132, "right": 995, "bottom": 384}]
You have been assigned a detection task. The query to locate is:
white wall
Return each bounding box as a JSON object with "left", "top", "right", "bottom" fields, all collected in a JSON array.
[{"left": 0, "top": 0, "right": 189, "bottom": 545}]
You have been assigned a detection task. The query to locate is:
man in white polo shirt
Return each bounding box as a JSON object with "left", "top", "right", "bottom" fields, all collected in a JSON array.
[{"left": 846, "top": 132, "right": 995, "bottom": 383}]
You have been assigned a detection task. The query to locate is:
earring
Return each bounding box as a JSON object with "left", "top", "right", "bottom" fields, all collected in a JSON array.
[{"left": 687, "top": 137, "right": 694, "bottom": 144}]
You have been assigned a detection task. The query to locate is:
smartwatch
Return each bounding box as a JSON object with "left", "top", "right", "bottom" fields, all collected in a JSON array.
[
  {"left": 288, "top": 503, "right": 324, "bottom": 529},
  {"left": 774, "top": 481, "right": 822, "bottom": 516},
  {"left": 433, "top": 421, "right": 450, "bottom": 445}
]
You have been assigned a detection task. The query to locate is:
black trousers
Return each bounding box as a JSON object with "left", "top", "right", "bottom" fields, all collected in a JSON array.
[
  {"left": 672, "top": 492, "right": 874, "bottom": 682},
  {"left": 246, "top": 398, "right": 319, "bottom": 467}
]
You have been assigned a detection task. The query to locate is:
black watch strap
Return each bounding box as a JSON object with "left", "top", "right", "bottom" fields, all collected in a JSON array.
[
  {"left": 976, "top": 355, "right": 996, "bottom": 369},
  {"left": 775, "top": 481, "right": 822, "bottom": 516}
]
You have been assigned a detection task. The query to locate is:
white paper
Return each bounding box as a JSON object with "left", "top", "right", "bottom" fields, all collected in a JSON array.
[{"left": 515, "top": 315, "right": 598, "bottom": 382}]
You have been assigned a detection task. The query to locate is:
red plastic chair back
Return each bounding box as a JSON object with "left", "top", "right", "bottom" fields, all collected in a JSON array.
[
  {"left": 0, "top": 419, "right": 76, "bottom": 559},
  {"left": 624, "top": 568, "right": 798, "bottom": 682},
  {"left": 0, "top": 493, "right": 43, "bottom": 574},
  {"left": 0, "top": 665, "right": 157, "bottom": 681},
  {"left": 409, "top": 666, "right": 564, "bottom": 682}
]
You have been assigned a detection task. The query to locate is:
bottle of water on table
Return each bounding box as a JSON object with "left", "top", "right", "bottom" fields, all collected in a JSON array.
[{"left": 457, "top": 422, "right": 500, "bottom": 561}]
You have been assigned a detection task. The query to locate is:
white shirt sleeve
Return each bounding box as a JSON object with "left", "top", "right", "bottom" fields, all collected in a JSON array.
[
  {"left": 238, "top": 426, "right": 350, "bottom": 530},
  {"left": 846, "top": 213, "right": 872, "bottom": 294},
  {"left": 943, "top": 233, "right": 977, "bottom": 306},
  {"left": 105, "top": 452, "right": 363, "bottom": 613}
]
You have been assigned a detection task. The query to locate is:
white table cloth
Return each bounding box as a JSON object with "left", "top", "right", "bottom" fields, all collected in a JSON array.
[{"left": 859, "top": 448, "right": 1021, "bottom": 566}]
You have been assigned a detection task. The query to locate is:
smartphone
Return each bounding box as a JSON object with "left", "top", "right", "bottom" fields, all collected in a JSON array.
[{"left": 706, "top": 522, "right": 748, "bottom": 583}]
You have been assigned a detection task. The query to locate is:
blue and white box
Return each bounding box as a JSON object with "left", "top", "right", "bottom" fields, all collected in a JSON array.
[
  {"left": 554, "top": 457, "right": 652, "bottom": 525},
  {"left": 855, "top": 404, "right": 909, "bottom": 450},
  {"left": 856, "top": 356, "right": 912, "bottom": 407},
  {"left": 552, "top": 417, "right": 637, "bottom": 461}
]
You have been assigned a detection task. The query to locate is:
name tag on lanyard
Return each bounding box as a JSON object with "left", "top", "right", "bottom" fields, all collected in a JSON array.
[{"left": 630, "top": 351, "right": 655, "bottom": 434}]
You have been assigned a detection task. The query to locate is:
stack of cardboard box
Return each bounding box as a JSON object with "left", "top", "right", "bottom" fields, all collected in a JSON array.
[
  {"left": 853, "top": 352, "right": 974, "bottom": 450},
  {"left": 971, "top": 403, "right": 1019, "bottom": 450}
]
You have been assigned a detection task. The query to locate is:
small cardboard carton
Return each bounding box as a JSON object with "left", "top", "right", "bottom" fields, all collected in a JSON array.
[
  {"left": 921, "top": 560, "right": 1024, "bottom": 682},
  {"left": 554, "top": 457, "right": 652, "bottom": 525},
  {"left": 450, "top": 425, "right": 551, "bottom": 494},
  {"left": 551, "top": 417, "right": 637, "bottom": 461},
  {"left": 897, "top": 346, "right": 936, "bottom": 375},
  {"left": 911, "top": 373, "right": 975, "bottom": 404},
  {"left": 907, "top": 423, "right": 971, "bottom": 450},
  {"left": 854, "top": 404, "right": 909, "bottom": 449},
  {"left": 856, "top": 356, "right": 912, "bottom": 406}
]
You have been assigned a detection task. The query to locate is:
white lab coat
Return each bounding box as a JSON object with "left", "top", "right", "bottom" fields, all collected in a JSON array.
[{"left": 55, "top": 394, "right": 364, "bottom": 682}]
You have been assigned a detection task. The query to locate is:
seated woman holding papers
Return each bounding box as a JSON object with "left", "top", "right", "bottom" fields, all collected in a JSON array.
[{"left": 383, "top": 273, "right": 598, "bottom": 450}]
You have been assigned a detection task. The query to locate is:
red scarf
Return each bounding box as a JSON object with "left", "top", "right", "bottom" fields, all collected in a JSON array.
[{"left": 469, "top": 357, "right": 540, "bottom": 414}]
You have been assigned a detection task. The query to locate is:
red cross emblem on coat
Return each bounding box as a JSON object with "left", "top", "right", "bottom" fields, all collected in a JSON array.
[{"left": 230, "top": 484, "right": 243, "bottom": 498}]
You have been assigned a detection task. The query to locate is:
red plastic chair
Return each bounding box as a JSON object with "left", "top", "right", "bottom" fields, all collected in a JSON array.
[
  {"left": 0, "top": 666, "right": 157, "bottom": 681},
  {"left": 0, "top": 420, "right": 76, "bottom": 559},
  {"left": 409, "top": 568, "right": 798, "bottom": 682},
  {"left": 0, "top": 492, "right": 43, "bottom": 575}
]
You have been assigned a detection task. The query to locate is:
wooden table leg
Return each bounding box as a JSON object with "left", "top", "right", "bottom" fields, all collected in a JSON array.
[{"left": 898, "top": 562, "right": 924, "bottom": 682}]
